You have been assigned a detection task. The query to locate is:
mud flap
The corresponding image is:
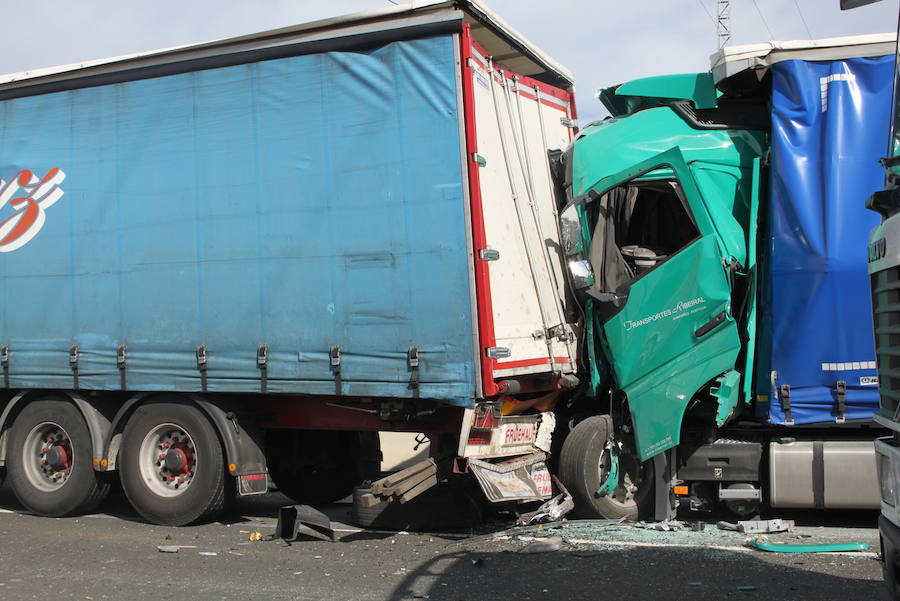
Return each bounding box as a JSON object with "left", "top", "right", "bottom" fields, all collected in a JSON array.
[
  {"left": 653, "top": 449, "right": 677, "bottom": 521},
  {"left": 468, "top": 453, "right": 553, "bottom": 503},
  {"left": 275, "top": 505, "right": 336, "bottom": 542}
]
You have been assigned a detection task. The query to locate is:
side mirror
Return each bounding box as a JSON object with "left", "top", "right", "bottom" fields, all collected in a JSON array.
[
  {"left": 560, "top": 204, "right": 584, "bottom": 256},
  {"left": 568, "top": 259, "right": 595, "bottom": 289}
]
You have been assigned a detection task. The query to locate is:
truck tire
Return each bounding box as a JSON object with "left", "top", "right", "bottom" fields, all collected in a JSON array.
[
  {"left": 119, "top": 401, "right": 226, "bottom": 526},
  {"left": 558, "top": 415, "right": 654, "bottom": 521},
  {"left": 7, "top": 398, "right": 110, "bottom": 516},
  {"left": 266, "top": 430, "right": 380, "bottom": 505}
]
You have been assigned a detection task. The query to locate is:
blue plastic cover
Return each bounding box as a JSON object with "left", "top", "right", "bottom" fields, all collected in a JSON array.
[
  {"left": 763, "top": 55, "right": 892, "bottom": 424},
  {"left": 0, "top": 36, "right": 477, "bottom": 406}
]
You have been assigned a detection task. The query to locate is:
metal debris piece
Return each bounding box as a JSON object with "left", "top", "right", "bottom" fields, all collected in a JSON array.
[
  {"left": 634, "top": 520, "right": 687, "bottom": 531},
  {"left": 275, "top": 505, "right": 336, "bottom": 542},
  {"left": 365, "top": 458, "right": 439, "bottom": 504},
  {"left": 746, "top": 535, "right": 869, "bottom": 553},
  {"left": 517, "top": 476, "right": 575, "bottom": 526},
  {"left": 717, "top": 519, "right": 794, "bottom": 534},
  {"left": 517, "top": 535, "right": 564, "bottom": 553},
  {"left": 157, "top": 545, "right": 180, "bottom": 553}
]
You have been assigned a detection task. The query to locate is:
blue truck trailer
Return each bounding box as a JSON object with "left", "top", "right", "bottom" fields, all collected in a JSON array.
[{"left": 0, "top": 1, "right": 581, "bottom": 525}]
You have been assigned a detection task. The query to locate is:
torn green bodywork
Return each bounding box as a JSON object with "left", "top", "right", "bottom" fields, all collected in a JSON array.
[
  {"left": 569, "top": 85, "right": 766, "bottom": 461},
  {"left": 595, "top": 442, "right": 619, "bottom": 498},
  {"left": 712, "top": 370, "right": 742, "bottom": 427}
]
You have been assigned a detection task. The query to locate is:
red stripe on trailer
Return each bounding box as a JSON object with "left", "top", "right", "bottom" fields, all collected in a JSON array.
[
  {"left": 467, "top": 53, "right": 571, "bottom": 114},
  {"left": 494, "top": 356, "right": 573, "bottom": 370},
  {"left": 460, "top": 24, "right": 499, "bottom": 399},
  {"left": 469, "top": 37, "right": 572, "bottom": 103}
]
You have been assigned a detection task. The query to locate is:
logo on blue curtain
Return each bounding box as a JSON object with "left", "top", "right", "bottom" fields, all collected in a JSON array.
[{"left": 0, "top": 168, "right": 66, "bottom": 253}]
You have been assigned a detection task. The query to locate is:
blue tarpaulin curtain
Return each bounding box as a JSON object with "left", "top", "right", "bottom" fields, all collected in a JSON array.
[
  {"left": 0, "top": 36, "right": 477, "bottom": 406},
  {"left": 765, "top": 55, "right": 892, "bottom": 424}
]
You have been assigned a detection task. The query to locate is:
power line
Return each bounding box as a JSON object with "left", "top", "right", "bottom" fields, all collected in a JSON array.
[
  {"left": 751, "top": 0, "right": 776, "bottom": 39},
  {"left": 697, "top": 0, "right": 715, "bottom": 23},
  {"left": 792, "top": 0, "right": 814, "bottom": 38}
]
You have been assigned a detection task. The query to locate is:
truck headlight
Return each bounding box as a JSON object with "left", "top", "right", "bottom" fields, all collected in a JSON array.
[{"left": 879, "top": 452, "right": 896, "bottom": 506}]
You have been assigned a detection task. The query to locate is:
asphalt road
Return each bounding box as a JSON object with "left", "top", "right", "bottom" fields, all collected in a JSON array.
[{"left": 0, "top": 481, "right": 888, "bottom": 601}]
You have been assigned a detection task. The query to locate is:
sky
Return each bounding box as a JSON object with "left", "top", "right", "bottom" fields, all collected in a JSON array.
[{"left": 1, "top": 0, "right": 897, "bottom": 123}]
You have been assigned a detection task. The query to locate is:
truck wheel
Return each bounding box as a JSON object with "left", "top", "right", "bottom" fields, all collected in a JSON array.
[
  {"left": 119, "top": 401, "right": 225, "bottom": 526},
  {"left": 558, "top": 415, "right": 654, "bottom": 521},
  {"left": 7, "top": 398, "right": 110, "bottom": 516},
  {"left": 266, "top": 430, "right": 380, "bottom": 505}
]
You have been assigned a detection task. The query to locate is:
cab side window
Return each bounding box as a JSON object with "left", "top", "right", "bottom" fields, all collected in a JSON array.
[{"left": 588, "top": 179, "right": 699, "bottom": 294}]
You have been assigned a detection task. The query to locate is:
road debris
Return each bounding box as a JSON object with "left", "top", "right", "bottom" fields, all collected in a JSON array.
[
  {"left": 634, "top": 520, "right": 687, "bottom": 531},
  {"left": 275, "top": 505, "right": 336, "bottom": 543},
  {"left": 516, "top": 476, "right": 575, "bottom": 526},
  {"left": 746, "top": 535, "right": 869, "bottom": 553},
  {"left": 248, "top": 532, "right": 263, "bottom": 541},
  {"left": 717, "top": 519, "right": 794, "bottom": 534},
  {"left": 198, "top": 552, "right": 218, "bottom": 556},
  {"left": 156, "top": 545, "right": 198, "bottom": 553},
  {"left": 517, "top": 535, "right": 564, "bottom": 553}
]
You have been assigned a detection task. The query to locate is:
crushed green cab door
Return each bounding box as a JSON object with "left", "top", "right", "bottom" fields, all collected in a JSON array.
[{"left": 581, "top": 148, "right": 742, "bottom": 460}]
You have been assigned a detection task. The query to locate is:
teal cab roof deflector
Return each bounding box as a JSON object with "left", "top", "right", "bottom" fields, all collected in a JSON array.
[{"left": 597, "top": 73, "right": 718, "bottom": 117}]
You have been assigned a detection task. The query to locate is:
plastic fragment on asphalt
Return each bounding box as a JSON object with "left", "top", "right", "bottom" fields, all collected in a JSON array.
[
  {"left": 746, "top": 535, "right": 869, "bottom": 553},
  {"left": 198, "top": 551, "right": 218, "bottom": 556},
  {"left": 736, "top": 586, "right": 756, "bottom": 591},
  {"left": 517, "top": 535, "right": 564, "bottom": 553},
  {"left": 157, "top": 546, "right": 180, "bottom": 553}
]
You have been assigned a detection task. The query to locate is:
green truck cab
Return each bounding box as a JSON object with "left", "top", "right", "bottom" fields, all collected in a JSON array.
[{"left": 555, "top": 37, "right": 892, "bottom": 520}]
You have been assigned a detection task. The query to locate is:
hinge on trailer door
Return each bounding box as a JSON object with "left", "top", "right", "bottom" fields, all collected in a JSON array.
[
  {"left": 780, "top": 384, "right": 794, "bottom": 426},
  {"left": 257, "top": 344, "right": 268, "bottom": 394},
  {"left": 560, "top": 117, "right": 577, "bottom": 128},
  {"left": 408, "top": 346, "right": 420, "bottom": 399},
  {"left": 835, "top": 380, "right": 846, "bottom": 424},
  {"left": 1, "top": 345, "right": 8, "bottom": 388},
  {"left": 69, "top": 344, "right": 79, "bottom": 390},
  {"left": 471, "top": 153, "right": 487, "bottom": 167},
  {"left": 547, "top": 324, "right": 571, "bottom": 342},
  {"left": 196, "top": 345, "right": 208, "bottom": 393},
  {"left": 479, "top": 249, "right": 500, "bottom": 261},
  {"left": 330, "top": 346, "right": 342, "bottom": 396},
  {"left": 117, "top": 345, "right": 127, "bottom": 391}
]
